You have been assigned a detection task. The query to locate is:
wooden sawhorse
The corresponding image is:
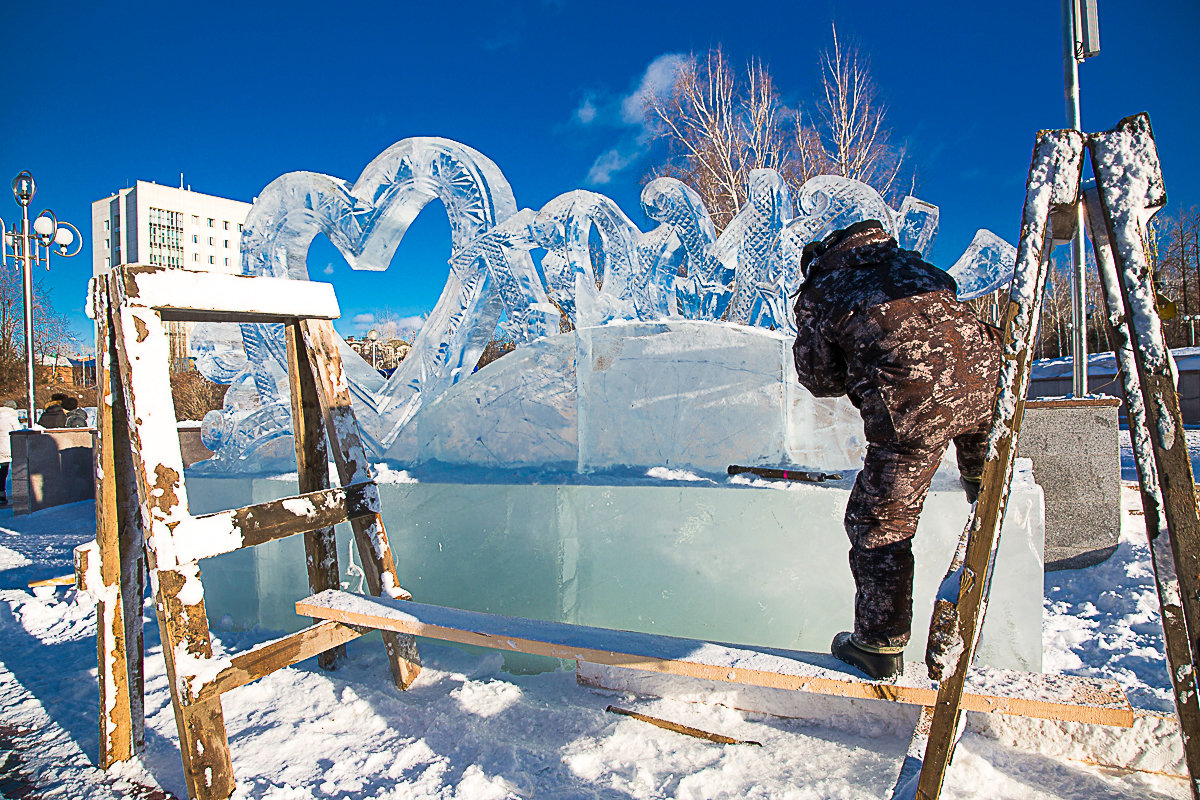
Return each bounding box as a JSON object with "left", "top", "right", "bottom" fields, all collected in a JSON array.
[{"left": 81, "top": 266, "right": 420, "bottom": 799}]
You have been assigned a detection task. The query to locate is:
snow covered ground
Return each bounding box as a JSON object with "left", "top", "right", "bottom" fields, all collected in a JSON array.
[{"left": 0, "top": 439, "right": 1193, "bottom": 799}]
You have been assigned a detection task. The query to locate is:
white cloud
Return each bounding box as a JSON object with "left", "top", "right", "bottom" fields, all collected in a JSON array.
[
  {"left": 587, "top": 146, "right": 640, "bottom": 185},
  {"left": 393, "top": 315, "right": 426, "bottom": 330},
  {"left": 323, "top": 262, "right": 335, "bottom": 275},
  {"left": 353, "top": 313, "right": 376, "bottom": 327},
  {"left": 575, "top": 96, "right": 598, "bottom": 125},
  {"left": 574, "top": 53, "right": 688, "bottom": 187},
  {"left": 620, "top": 53, "right": 687, "bottom": 125}
]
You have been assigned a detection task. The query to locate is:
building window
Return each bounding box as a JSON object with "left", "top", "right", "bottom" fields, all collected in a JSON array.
[
  {"left": 208, "top": 237, "right": 214, "bottom": 245},
  {"left": 224, "top": 221, "right": 230, "bottom": 230},
  {"left": 237, "top": 223, "right": 243, "bottom": 232},
  {"left": 148, "top": 207, "right": 184, "bottom": 269},
  {"left": 224, "top": 257, "right": 230, "bottom": 266},
  {"left": 104, "top": 219, "right": 110, "bottom": 231},
  {"left": 207, "top": 218, "right": 214, "bottom": 227},
  {"left": 193, "top": 254, "right": 198, "bottom": 262},
  {"left": 209, "top": 255, "right": 215, "bottom": 264},
  {"left": 224, "top": 239, "right": 229, "bottom": 248},
  {"left": 192, "top": 215, "right": 199, "bottom": 226}
]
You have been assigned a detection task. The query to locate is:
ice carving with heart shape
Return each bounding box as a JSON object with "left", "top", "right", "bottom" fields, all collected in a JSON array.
[{"left": 192, "top": 137, "right": 1016, "bottom": 471}]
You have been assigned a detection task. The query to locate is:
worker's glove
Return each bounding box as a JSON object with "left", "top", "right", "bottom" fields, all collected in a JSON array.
[{"left": 959, "top": 474, "right": 982, "bottom": 504}]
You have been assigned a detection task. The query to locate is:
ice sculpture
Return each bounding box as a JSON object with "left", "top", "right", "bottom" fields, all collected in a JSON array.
[
  {"left": 948, "top": 229, "right": 1020, "bottom": 300},
  {"left": 192, "top": 137, "right": 1017, "bottom": 470}
]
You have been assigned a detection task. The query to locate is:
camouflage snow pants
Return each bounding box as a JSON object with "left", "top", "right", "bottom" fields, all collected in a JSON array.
[{"left": 845, "top": 422, "right": 990, "bottom": 649}]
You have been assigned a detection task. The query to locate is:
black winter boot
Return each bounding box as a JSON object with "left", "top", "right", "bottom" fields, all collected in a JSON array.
[{"left": 832, "top": 632, "right": 904, "bottom": 680}]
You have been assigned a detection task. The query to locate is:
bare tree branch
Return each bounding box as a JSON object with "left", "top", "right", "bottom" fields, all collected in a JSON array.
[{"left": 645, "top": 28, "right": 911, "bottom": 235}]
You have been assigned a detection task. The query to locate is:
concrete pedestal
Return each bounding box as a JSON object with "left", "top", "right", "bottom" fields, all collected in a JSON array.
[
  {"left": 1017, "top": 397, "right": 1121, "bottom": 569},
  {"left": 10, "top": 429, "right": 96, "bottom": 516}
]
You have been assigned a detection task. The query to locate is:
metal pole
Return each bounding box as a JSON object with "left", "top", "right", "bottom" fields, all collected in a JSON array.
[
  {"left": 1063, "top": 0, "right": 1088, "bottom": 396},
  {"left": 20, "top": 208, "right": 36, "bottom": 426}
]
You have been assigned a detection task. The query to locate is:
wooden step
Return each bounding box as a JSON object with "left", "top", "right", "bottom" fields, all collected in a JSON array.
[{"left": 296, "top": 590, "right": 1134, "bottom": 727}]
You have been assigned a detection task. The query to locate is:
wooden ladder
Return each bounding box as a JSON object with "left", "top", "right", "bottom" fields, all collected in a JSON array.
[
  {"left": 86, "top": 265, "right": 421, "bottom": 800},
  {"left": 895, "top": 113, "right": 1200, "bottom": 799}
]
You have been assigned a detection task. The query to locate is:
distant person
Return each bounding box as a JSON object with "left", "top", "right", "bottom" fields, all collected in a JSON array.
[
  {"left": 0, "top": 401, "right": 21, "bottom": 507},
  {"left": 62, "top": 397, "right": 87, "bottom": 428},
  {"left": 37, "top": 393, "right": 67, "bottom": 428}
]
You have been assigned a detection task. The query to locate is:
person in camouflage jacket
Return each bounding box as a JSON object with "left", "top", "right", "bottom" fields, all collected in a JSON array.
[{"left": 791, "top": 219, "right": 1001, "bottom": 679}]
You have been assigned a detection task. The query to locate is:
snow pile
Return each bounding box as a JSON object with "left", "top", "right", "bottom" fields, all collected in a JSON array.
[{"left": 0, "top": 488, "right": 1188, "bottom": 798}]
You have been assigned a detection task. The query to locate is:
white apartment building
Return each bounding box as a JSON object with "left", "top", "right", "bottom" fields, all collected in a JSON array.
[
  {"left": 91, "top": 180, "right": 252, "bottom": 276},
  {"left": 92, "top": 182, "right": 253, "bottom": 370}
]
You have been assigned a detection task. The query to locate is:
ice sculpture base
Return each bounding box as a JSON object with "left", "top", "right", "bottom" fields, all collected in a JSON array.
[{"left": 188, "top": 459, "right": 1043, "bottom": 673}]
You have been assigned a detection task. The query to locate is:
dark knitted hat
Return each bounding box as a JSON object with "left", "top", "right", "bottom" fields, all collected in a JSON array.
[{"left": 800, "top": 220, "right": 886, "bottom": 278}]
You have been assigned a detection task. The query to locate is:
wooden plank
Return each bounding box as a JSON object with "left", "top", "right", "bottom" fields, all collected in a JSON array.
[
  {"left": 297, "top": 590, "right": 1134, "bottom": 727},
  {"left": 110, "top": 300, "right": 147, "bottom": 759},
  {"left": 191, "top": 621, "right": 366, "bottom": 704},
  {"left": 300, "top": 319, "right": 421, "bottom": 690},
  {"left": 31, "top": 574, "right": 76, "bottom": 589},
  {"left": 286, "top": 320, "right": 344, "bottom": 671},
  {"left": 914, "top": 128, "right": 1088, "bottom": 800},
  {"left": 109, "top": 270, "right": 235, "bottom": 800},
  {"left": 1089, "top": 113, "right": 1200, "bottom": 800},
  {"left": 118, "top": 265, "right": 339, "bottom": 321},
  {"left": 172, "top": 482, "right": 380, "bottom": 563},
  {"left": 92, "top": 279, "right": 140, "bottom": 769}
]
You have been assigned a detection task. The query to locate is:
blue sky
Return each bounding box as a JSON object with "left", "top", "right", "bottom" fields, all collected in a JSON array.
[{"left": 2, "top": 0, "right": 1197, "bottom": 345}]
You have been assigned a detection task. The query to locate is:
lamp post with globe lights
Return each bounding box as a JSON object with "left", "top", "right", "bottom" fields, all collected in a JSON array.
[
  {"left": 367, "top": 328, "right": 379, "bottom": 370},
  {"left": 0, "top": 171, "right": 82, "bottom": 425}
]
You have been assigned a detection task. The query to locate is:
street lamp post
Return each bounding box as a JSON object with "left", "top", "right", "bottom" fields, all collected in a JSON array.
[
  {"left": 367, "top": 329, "right": 379, "bottom": 370},
  {"left": 1062, "top": 0, "right": 1100, "bottom": 397},
  {"left": 0, "top": 171, "right": 82, "bottom": 425},
  {"left": 1182, "top": 315, "right": 1200, "bottom": 348}
]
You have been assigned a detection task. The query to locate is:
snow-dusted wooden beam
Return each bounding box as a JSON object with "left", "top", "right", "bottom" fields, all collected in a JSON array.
[
  {"left": 285, "top": 320, "right": 345, "bottom": 671},
  {"left": 909, "top": 126, "right": 1089, "bottom": 800},
  {"left": 297, "top": 589, "right": 1135, "bottom": 727},
  {"left": 299, "top": 319, "right": 422, "bottom": 690},
  {"left": 189, "top": 621, "right": 367, "bottom": 704},
  {"left": 170, "top": 482, "right": 381, "bottom": 564},
  {"left": 91, "top": 278, "right": 147, "bottom": 770},
  {"left": 1088, "top": 112, "right": 1200, "bottom": 798},
  {"left": 116, "top": 265, "right": 340, "bottom": 322}
]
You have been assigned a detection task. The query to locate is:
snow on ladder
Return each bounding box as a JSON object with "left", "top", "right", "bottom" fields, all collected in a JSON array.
[
  {"left": 85, "top": 266, "right": 421, "bottom": 800},
  {"left": 897, "top": 113, "right": 1200, "bottom": 800}
]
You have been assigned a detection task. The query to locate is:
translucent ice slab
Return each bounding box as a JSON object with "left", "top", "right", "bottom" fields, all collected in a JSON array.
[
  {"left": 189, "top": 458, "right": 1043, "bottom": 673},
  {"left": 413, "top": 321, "right": 867, "bottom": 475}
]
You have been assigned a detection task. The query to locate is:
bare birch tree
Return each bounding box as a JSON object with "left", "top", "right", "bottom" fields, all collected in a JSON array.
[
  {"left": 811, "top": 23, "right": 908, "bottom": 199},
  {"left": 644, "top": 26, "right": 910, "bottom": 234},
  {"left": 644, "top": 48, "right": 792, "bottom": 232},
  {"left": 0, "top": 269, "right": 78, "bottom": 394}
]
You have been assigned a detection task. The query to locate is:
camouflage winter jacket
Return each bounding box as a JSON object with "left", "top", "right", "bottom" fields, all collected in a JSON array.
[{"left": 792, "top": 224, "right": 1001, "bottom": 444}]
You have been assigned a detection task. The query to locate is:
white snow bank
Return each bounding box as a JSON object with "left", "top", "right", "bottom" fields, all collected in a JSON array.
[{"left": 0, "top": 466, "right": 1187, "bottom": 798}]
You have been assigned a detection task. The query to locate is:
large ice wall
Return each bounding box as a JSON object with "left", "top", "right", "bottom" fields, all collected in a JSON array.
[
  {"left": 190, "top": 457, "right": 1044, "bottom": 672},
  {"left": 190, "top": 137, "right": 1016, "bottom": 473}
]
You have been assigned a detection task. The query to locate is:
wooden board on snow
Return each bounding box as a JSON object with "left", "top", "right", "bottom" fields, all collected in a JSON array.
[{"left": 297, "top": 589, "right": 1134, "bottom": 727}]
